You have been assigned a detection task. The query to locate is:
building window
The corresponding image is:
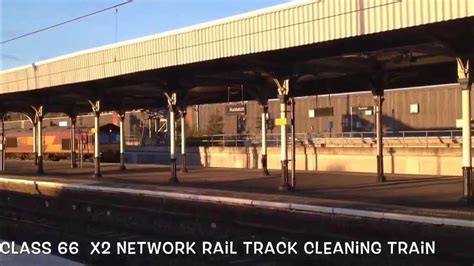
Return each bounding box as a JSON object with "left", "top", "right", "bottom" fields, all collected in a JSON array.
[
  {"left": 62, "top": 139, "right": 71, "bottom": 150},
  {"left": 410, "top": 103, "right": 419, "bottom": 114},
  {"left": 6, "top": 138, "right": 17, "bottom": 148}
]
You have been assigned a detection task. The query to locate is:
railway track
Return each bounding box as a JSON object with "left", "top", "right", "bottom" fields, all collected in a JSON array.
[
  {"left": 0, "top": 189, "right": 472, "bottom": 265},
  {"left": 0, "top": 205, "right": 322, "bottom": 266}
]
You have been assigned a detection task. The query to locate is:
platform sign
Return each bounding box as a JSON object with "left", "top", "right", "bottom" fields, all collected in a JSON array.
[
  {"left": 308, "top": 107, "right": 334, "bottom": 118},
  {"left": 275, "top": 118, "right": 287, "bottom": 126},
  {"left": 225, "top": 104, "right": 246, "bottom": 116},
  {"left": 351, "top": 106, "right": 374, "bottom": 116}
]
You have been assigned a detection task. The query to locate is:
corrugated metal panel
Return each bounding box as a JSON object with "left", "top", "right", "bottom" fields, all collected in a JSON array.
[
  {"left": 196, "top": 84, "right": 465, "bottom": 134},
  {"left": 1, "top": 0, "right": 473, "bottom": 94}
]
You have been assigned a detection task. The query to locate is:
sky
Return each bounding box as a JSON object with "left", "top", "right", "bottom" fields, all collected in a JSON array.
[{"left": 1, "top": 0, "right": 292, "bottom": 70}]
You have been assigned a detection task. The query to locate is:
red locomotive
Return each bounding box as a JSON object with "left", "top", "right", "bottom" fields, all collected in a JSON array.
[{"left": 4, "top": 124, "right": 120, "bottom": 162}]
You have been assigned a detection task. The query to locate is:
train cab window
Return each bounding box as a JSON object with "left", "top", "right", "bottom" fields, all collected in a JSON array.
[
  {"left": 62, "top": 139, "right": 71, "bottom": 150},
  {"left": 100, "top": 134, "right": 108, "bottom": 144},
  {"left": 6, "top": 138, "right": 17, "bottom": 148},
  {"left": 99, "top": 132, "right": 120, "bottom": 144}
]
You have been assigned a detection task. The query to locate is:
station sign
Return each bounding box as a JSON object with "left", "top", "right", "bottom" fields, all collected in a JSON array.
[
  {"left": 308, "top": 107, "right": 334, "bottom": 118},
  {"left": 58, "top": 121, "right": 68, "bottom": 127},
  {"left": 225, "top": 104, "right": 246, "bottom": 116},
  {"left": 351, "top": 106, "right": 374, "bottom": 116}
]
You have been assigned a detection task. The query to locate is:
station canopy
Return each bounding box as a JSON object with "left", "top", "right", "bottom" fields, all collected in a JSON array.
[{"left": 0, "top": 0, "right": 473, "bottom": 116}]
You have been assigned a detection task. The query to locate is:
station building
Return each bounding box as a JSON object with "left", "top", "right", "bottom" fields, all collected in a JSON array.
[
  {"left": 193, "top": 83, "right": 464, "bottom": 136},
  {"left": 0, "top": 0, "right": 472, "bottom": 197}
]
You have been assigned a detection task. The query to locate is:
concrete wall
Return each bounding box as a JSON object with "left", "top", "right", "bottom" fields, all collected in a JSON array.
[{"left": 126, "top": 146, "right": 463, "bottom": 176}]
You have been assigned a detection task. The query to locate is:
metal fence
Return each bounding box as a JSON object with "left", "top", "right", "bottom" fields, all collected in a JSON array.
[{"left": 200, "top": 130, "right": 467, "bottom": 148}]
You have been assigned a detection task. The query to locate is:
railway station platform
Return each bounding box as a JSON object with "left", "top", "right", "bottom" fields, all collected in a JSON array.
[{"left": 1, "top": 160, "right": 473, "bottom": 228}]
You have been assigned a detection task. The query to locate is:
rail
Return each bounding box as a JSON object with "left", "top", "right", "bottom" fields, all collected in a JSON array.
[{"left": 200, "top": 130, "right": 468, "bottom": 148}]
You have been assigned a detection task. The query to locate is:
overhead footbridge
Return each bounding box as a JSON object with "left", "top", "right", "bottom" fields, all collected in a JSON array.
[{"left": 0, "top": 0, "right": 473, "bottom": 198}]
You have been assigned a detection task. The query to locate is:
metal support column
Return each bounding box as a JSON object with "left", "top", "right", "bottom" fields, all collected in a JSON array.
[
  {"left": 32, "top": 119, "right": 38, "bottom": 165},
  {"left": 148, "top": 116, "right": 152, "bottom": 139},
  {"left": 290, "top": 98, "right": 296, "bottom": 189},
  {"left": 119, "top": 112, "right": 126, "bottom": 171},
  {"left": 276, "top": 79, "right": 290, "bottom": 191},
  {"left": 0, "top": 115, "right": 5, "bottom": 172},
  {"left": 458, "top": 58, "right": 473, "bottom": 202},
  {"left": 70, "top": 116, "right": 77, "bottom": 168},
  {"left": 166, "top": 92, "right": 179, "bottom": 183},
  {"left": 369, "top": 69, "right": 387, "bottom": 182},
  {"left": 261, "top": 105, "right": 269, "bottom": 176},
  {"left": 195, "top": 105, "right": 200, "bottom": 132},
  {"left": 79, "top": 135, "right": 84, "bottom": 169},
  {"left": 180, "top": 109, "right": 188, "bottom": 173},
  {"left": 34, "top": 107, "right": 45, "bottom": 175},
  {"left": 373, "top": 94, "right": 385, "bottom": 182},
  {"left": 89, "top": 100, "right": 102, "bottom": 178}
]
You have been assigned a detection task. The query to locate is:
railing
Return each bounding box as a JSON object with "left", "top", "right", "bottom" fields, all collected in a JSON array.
[
  {"left": 200, "top": 130, "right": 468, "bottom": 148},
  {"left": 201, "top": 133, "right": 323, "bottom": 147},
  {"left": 201, "top": 134, "right": 255, "bottom": 147}
]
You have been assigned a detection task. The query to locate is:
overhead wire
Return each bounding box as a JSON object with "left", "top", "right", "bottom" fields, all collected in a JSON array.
[{"left": 1, "top": 0, "right": 133, "bottom": 45}]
